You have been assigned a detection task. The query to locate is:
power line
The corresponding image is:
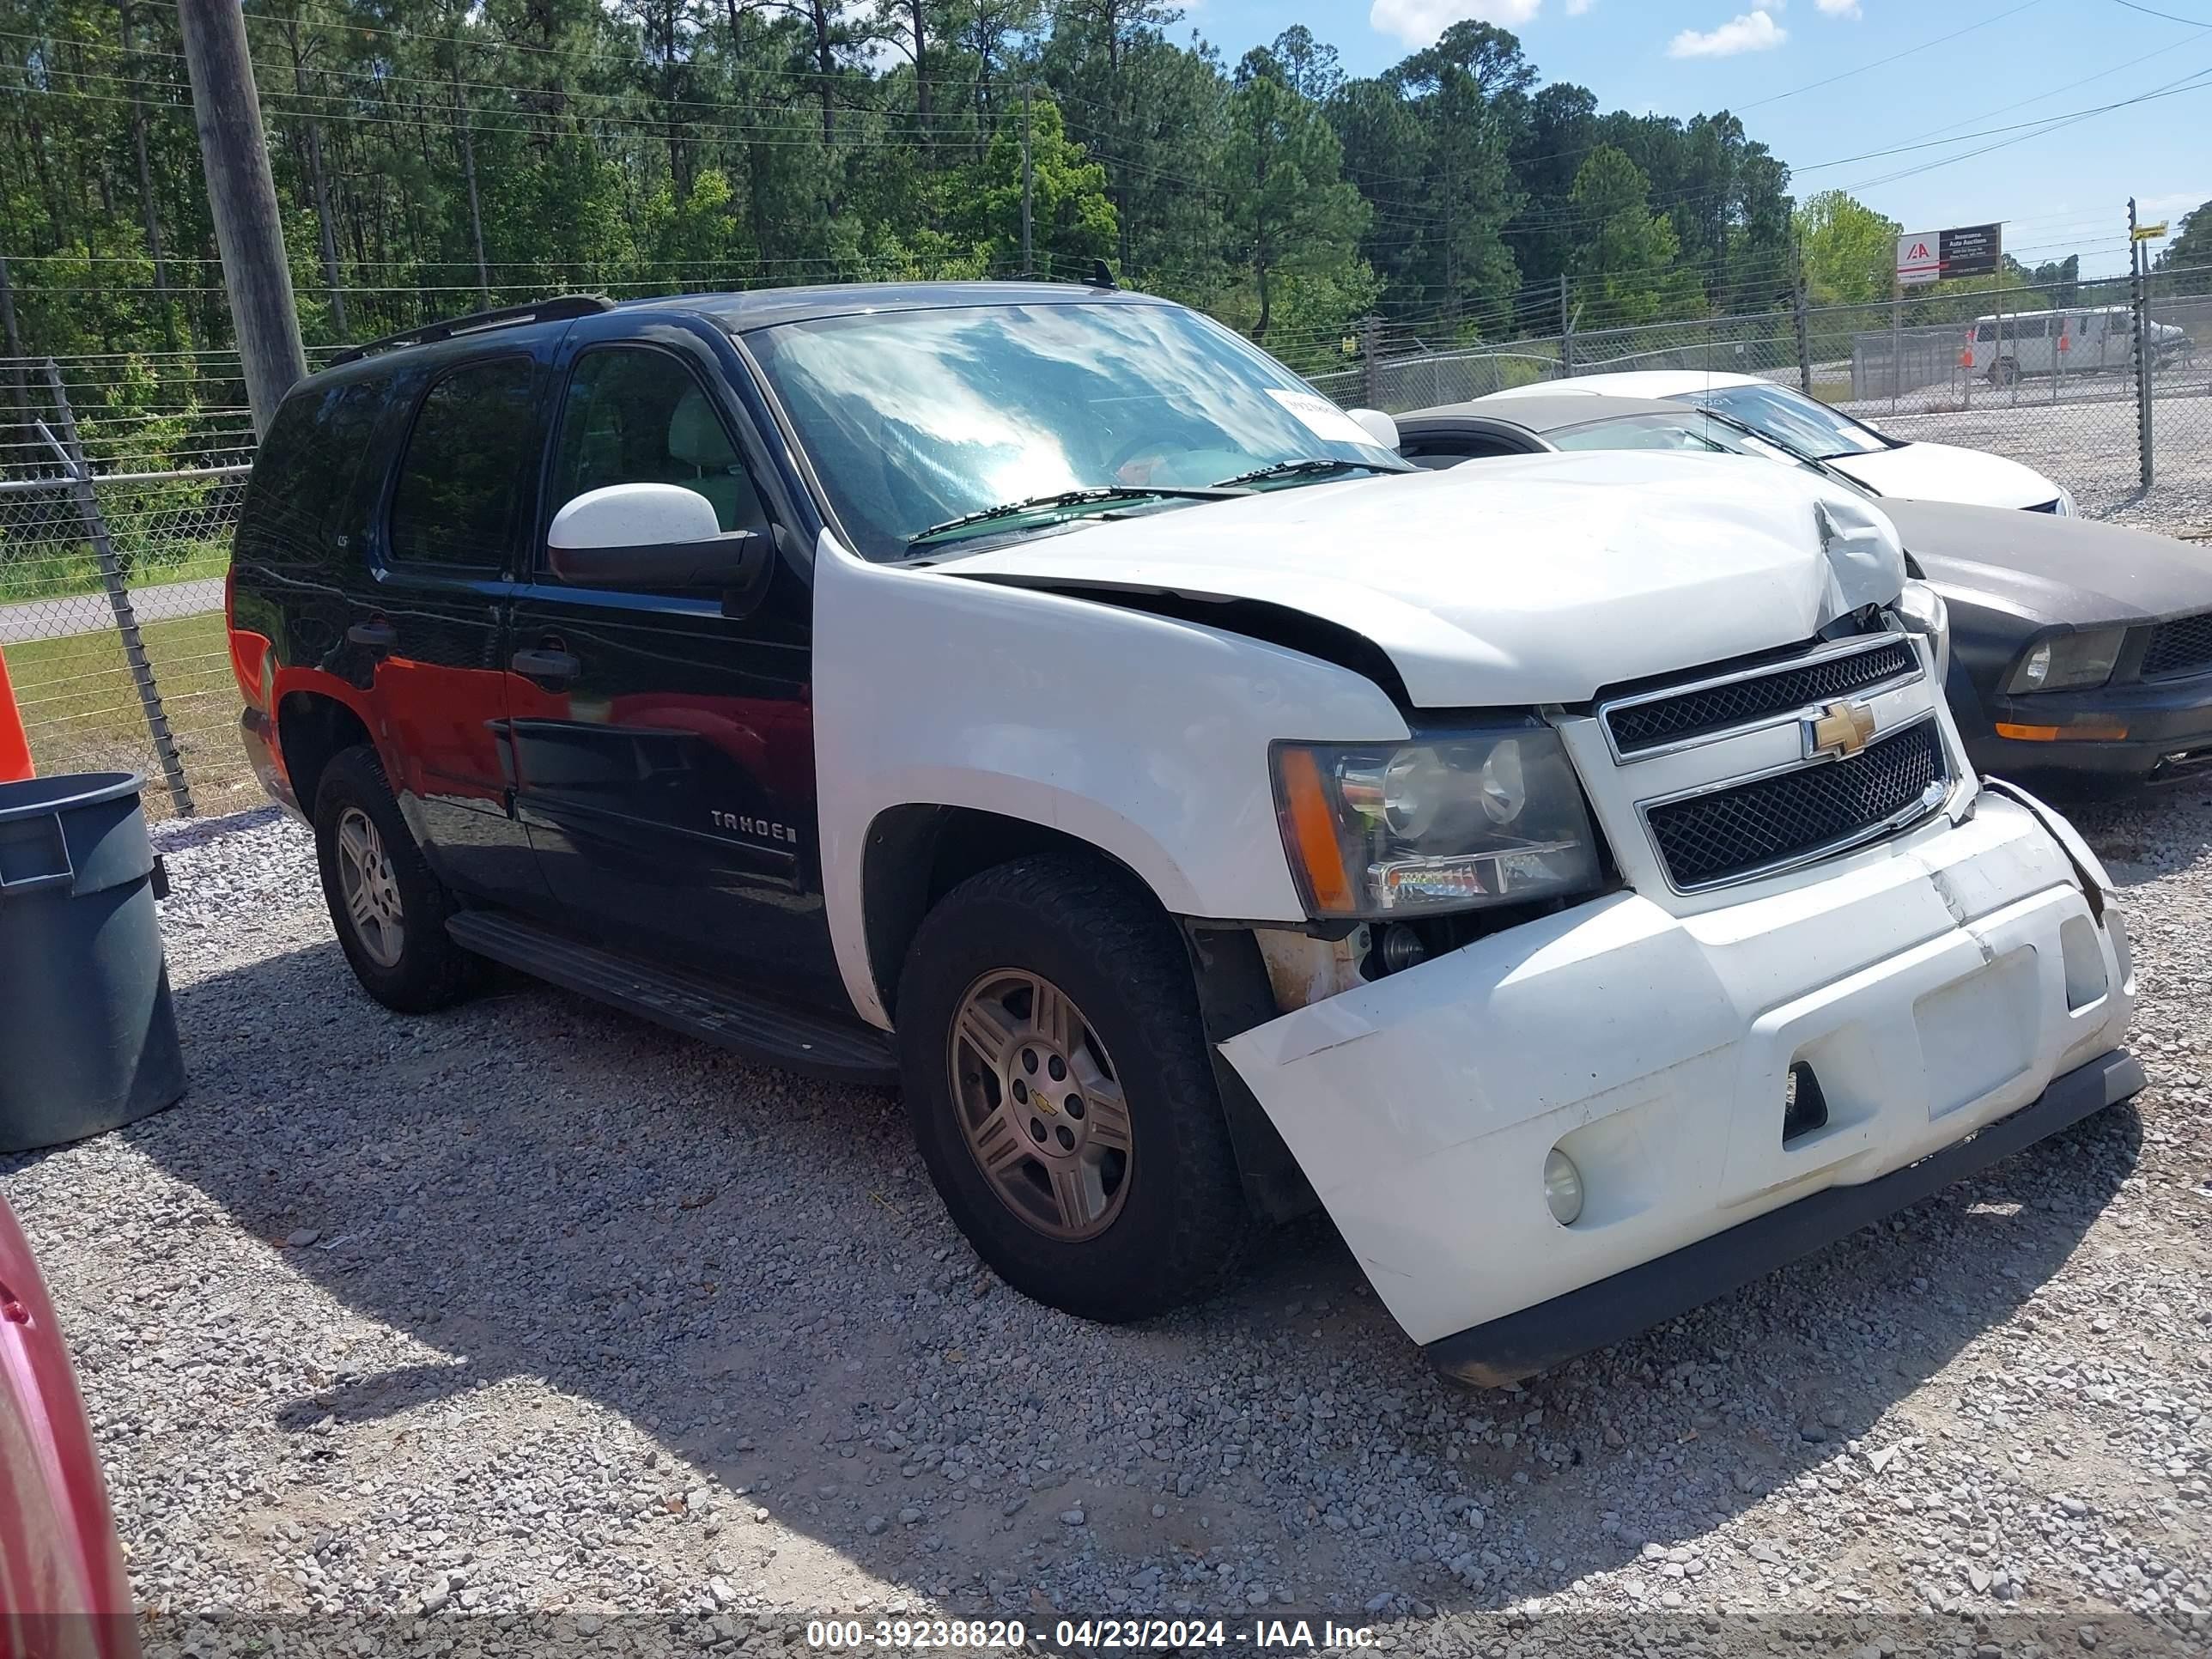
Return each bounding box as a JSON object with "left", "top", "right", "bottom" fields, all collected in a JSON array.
[
  {"left": 1837, "top": 62, "right": 2212, "bottom": 192},
  {"left": 1735, "top": 0, "right": 2048, "bottom": 112},
  {"left": 2108, "top": 0, "right": 2212, "bottom": 22}
]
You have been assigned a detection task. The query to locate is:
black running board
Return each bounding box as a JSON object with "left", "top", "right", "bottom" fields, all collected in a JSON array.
[{"left": 446, "top": 909, "right": 898, "bottom": 1085}]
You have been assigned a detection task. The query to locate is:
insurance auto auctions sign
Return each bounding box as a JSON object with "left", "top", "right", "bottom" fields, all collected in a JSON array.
[
  {"left": 1897, "top": 223, "right": 2002, "bottom": 287},
  {"left": 1897, "top": 232, "right": 1942, "bottom": 287}
]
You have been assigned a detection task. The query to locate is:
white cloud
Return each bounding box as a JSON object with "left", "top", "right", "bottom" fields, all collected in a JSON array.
[
  {"left": 1368, "top": 0, "right": 1543, "bottom": 48},
  {"left": 2139, "top": 189, "right": 2210, "bottom": 219},
  {"left": 1667, "top": 9, "right": 1788, "bottom": 58},
  {"left": 1814, "top": 0, "right": 1863, "bottom": 16},
  {"left": 1565, "top": 0, "right": 1594, "bottom": 13}
]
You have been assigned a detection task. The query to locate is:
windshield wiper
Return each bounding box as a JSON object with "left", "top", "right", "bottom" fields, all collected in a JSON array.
[
  {"left": 905, "top": 485, "right": 1247, "bottom": 550},
  {"left": 1210, "top": 458, "right": 1408, "bottom": 489}
]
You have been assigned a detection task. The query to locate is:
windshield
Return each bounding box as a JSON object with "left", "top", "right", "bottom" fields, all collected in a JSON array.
[
  {"left": 1548, "top": 412, "right": 1735, "bottom": 453},
  {"left": 744, "top": 300, "right": 1405, "bottom": 559},
  {"left": 1679, "top": 381, "right": 1892, "bottom": 459},
  {"left": 1549, "top": 409, "right": 1873, "bottom": 494}
]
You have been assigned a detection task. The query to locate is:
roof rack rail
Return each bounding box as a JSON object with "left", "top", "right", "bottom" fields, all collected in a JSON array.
[{"left": 326, "top": 294, "right": 616, "bottom": 368}]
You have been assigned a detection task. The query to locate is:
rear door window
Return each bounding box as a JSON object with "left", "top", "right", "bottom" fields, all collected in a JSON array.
[{"left": 387, "top": 356, "right": 539, "bottom": 568}]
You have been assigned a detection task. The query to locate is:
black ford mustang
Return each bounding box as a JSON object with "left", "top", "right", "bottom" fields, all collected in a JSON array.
[{"left": 1396, "top": 394, "right": 2212, "bottom": 791}]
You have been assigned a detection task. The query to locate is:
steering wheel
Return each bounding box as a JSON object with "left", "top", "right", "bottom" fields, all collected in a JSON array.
[{"left": 1105, "top": 432, "right": 1183, "bottom": 486}]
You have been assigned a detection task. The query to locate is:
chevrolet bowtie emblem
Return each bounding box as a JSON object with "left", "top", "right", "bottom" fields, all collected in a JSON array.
[{"left": 1805, "top": 699, "right": 1877, "bottom": 761}]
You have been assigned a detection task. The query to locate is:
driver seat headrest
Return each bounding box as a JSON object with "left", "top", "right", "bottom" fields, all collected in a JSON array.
[{"left": 667, "top": 387, "right": 728, "bottom": 469}]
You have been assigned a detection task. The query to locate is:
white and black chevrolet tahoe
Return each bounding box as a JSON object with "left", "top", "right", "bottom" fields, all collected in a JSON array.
[{"left": 228, "top": 282, "right": 2141, "bottom": 1385}]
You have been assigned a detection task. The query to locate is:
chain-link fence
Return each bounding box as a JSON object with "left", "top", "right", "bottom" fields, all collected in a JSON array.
[
  {"left": 1313, "top": 268, "right": 2212, "bottom": 533},
  {"left": 0, "top": 357, "right": 258, "bottom": 820}
]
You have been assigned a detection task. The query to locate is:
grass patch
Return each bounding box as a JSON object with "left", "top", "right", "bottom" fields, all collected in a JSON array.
[
  {"left": 3, "top": 611, "right": 258, "bottom": 818},
  {"left": 0, "top": 471, "right": 246, "bottom": 603},
  {"left": 0, "top": 539, "right": 231, "bottom": 603}
]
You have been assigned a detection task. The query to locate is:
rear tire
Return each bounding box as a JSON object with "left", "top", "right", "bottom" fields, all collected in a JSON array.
[
  {"left": 895, "top": 854, "right": 1253, "bottom": 1323},
  {"left": 313, "top": 744, "right": 481, "bottom": 1012}
]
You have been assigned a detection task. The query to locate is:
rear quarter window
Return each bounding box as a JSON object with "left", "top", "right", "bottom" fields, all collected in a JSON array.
[{"left": 235, "top": 379, "right": 385, "bottom": 567}]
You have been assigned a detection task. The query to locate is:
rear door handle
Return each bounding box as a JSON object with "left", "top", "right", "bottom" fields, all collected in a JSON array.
[
  {"left": 510, "top": 647, "right": 580, "bottom": 686},
  {"left": 347, "top": 619, "right": 398, "bottom": 651}
]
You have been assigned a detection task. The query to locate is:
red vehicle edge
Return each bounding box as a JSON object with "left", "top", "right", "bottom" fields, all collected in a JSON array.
[{"left": 0, "top": 1199, "right": 138, "bottom": 1659}]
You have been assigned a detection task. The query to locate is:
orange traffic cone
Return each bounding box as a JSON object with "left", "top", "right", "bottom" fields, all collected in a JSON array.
[{"left": 0, "top": 646, "right": 33, "bottom": 782}]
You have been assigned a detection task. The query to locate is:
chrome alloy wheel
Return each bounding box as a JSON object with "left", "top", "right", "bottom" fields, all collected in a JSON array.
[
  {"left": 335, "top": 805, "right": 406, "bottom": 969},
  {"left": 948, "top": 969, "right": 1133, "bottom": 1241}
]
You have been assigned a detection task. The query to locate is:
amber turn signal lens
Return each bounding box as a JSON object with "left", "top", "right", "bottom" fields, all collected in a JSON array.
[
  {"left": 1275, "top": 747, "right": 1357, "bottom": 915},
  {"left": 1996, "top": 721, "right": 2130, "bottom": 743}
]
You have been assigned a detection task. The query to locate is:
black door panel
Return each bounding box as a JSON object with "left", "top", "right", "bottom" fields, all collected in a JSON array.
[
  {"left": 366, "top": 353, "right": 550, "bottom": 906},
  {"left": 509, "top": 324, "right": 839, "bottom": 1006}
]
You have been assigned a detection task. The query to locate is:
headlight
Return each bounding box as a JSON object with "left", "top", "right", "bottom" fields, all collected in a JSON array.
[
  {"left": 2005, "top": 628, "right": 2125, "bottom": 694},
  {"left": 1272, "top": 726, "right": 1601, "bottom": 920},
  {"left": 1894, "top": 579, "right": 1950, "bottom": 682},
  {"left": 2054, "top": 485, "right": 2078, "bottom": 516}
]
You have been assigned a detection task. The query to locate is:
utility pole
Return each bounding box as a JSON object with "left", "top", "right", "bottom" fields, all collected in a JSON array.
[
  {"left": 178, "top": 0, "right": 306, "bottom": 439},
  {"left": 1790, "top": 232, "right": 1814, "bottom": 394},
  {"left": 0, "top": 253, "right": 25, "bottom": 444},
  {"left": 1889, "top": 265, "right": 1903, "bottom": 416},
  {"left": 1019, "top": 82, "right": 1035, "bottom": 279},
  {"left": 2130, "top": 196, "right": 2154, "bottom": 491},
  {"left": 1559, "top": 273, "right": 1574, "bottom": 375},
  {"left": 453, "top": 58, "right": 490, "bottom": 305}
]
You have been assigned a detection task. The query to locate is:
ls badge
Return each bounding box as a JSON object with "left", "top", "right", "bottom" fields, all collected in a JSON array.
[{"left": 1804, "top": 699, "right": 1877, "bottom": 762}]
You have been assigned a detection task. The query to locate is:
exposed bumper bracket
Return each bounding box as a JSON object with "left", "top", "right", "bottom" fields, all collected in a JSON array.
[{"left": 1425, "top": 1048, "right": 2144, "bottom": 1389}]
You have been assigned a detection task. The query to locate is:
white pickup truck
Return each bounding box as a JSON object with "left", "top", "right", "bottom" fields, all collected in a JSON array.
[{"left": 232, "top": 282, "right": 2141, "bottom": 1385}]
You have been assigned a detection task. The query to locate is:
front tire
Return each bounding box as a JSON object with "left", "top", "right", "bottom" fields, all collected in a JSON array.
[
  {"left": 313, "top": 744, "right": 481, "bottom": 1013},
  {"left": 895, "top": 854, "right": 1253, "bottom": 1322}
]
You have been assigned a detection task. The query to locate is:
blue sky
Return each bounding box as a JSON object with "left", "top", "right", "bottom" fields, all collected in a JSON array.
[{"left": 1172, "top": 0, "right": 2209, "bottom": 278}]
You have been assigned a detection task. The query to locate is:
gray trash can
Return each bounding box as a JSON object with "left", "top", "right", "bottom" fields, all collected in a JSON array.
[{"left": 0, "top": 772, "right": 185, "bottom": 1152}]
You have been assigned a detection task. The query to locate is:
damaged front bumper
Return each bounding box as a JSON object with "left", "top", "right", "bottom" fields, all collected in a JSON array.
[{"left": 1219, "top": 787, "right": 2138, "bottom": 1382}]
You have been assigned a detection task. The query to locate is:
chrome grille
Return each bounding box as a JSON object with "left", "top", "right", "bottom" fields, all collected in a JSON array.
[
  {"left": 1605, "top": 637, "right": 1919, "bottom": 757},
  {"left": 1644, "top": 717, "right": 1948, "bottom": 891},
  {"left": 2142, "top": 612, "right": 2212, "bottom": 680}
]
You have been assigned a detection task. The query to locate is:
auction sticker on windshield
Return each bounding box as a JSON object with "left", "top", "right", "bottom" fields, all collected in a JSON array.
[{"left": 1267, "top": 388, "right": 1383, "bottom": 449}]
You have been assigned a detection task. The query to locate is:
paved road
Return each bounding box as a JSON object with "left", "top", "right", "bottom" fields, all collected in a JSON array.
[{"left": 0, "top": 574, "right": 226, "bottom": 646}]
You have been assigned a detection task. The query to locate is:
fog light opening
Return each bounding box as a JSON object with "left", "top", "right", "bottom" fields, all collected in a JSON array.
[
  {"left": 1377, "top": 923, "right": 1429, "bottom": 976},
  {"left": 1543, "top": 1147, "right": 1584, "bottom": 1227},
  {"left": 1783, "top": 1062, "right": 1830, "bottom": 1145}
]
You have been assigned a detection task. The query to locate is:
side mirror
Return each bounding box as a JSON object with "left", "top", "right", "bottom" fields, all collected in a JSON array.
[
  {"left": 547, "top": 483, "right": 769, "bottom": 591},
  {"left": 1348, "top": 407, "right": 1399, "bottom": 450}
]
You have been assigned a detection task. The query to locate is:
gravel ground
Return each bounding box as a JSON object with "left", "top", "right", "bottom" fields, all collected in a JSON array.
[
  {"left": 1848, "top": 379, "right": 2212, "bottom": 537},
  {"left": 4, "top": 791, "right": 2211, "bottom": 1659}
]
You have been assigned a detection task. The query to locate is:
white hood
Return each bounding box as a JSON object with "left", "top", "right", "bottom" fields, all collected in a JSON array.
[
  {"left": 1826, "top": 438, "right": 2063, "bottom": 511},
  {"left": 942, "top": 450, "right": 1905, "bottom": 708}
]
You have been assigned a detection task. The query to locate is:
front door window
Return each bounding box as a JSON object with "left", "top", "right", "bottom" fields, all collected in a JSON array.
[{"left": 549, "top": 348, "right": 768, "bottom": 547}]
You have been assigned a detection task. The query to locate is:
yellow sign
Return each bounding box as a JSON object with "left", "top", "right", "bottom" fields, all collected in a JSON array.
[{"left": 2133, "top": 222, "right": 2169, "bottom": 240}]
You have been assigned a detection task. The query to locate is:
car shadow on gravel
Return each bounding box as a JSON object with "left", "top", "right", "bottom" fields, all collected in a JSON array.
[{"left": 128, "top": 932, "right": 2146, "bottom": 1619}]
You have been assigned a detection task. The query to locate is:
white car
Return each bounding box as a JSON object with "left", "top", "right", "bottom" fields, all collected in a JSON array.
[
  {"left": 235, "top": 284, "right": 2140, "bottom": 1387},
  {"left": 1484, "top": 369, "right": 2076, "bottom": 514}
]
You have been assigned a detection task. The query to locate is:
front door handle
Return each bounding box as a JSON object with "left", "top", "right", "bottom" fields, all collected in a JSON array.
[
  {"left": 347, "top": 618, "right": 398, "bottom": 652},
  {"left": 510, "top": 646, "right": 580, "bottom": 687}
]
